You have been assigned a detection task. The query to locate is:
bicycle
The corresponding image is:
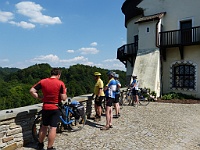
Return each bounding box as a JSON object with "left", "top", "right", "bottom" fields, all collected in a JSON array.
[
  {"left": 122, "top": 88, "right": 153, "bottom": 106},
  {"left": 118, "top": 90, "right": 127, "bottom": 108},
  {"left": 32, "top": 99, "right": 86, "bottom": 142}
]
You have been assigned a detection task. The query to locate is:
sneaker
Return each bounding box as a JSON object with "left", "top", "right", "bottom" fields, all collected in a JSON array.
[
  {"left": 47, "top": 147, "right": 56, "bottom": 150},
  {"left": 37, "top": 142, "right": 44, "bottom": 150}
]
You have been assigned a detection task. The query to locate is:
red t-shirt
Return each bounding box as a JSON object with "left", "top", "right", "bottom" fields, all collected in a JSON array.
[{"left": 33, "top": 78, "right": 66, "bottom": 110}]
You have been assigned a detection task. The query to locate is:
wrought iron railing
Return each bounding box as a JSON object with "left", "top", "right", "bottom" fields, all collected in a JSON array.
[
  {"left": 117, "top": 43, "right": 138, "bottom": 61},
  {"left": 159, "top": 26, "right": 200, "bottom": 47}
]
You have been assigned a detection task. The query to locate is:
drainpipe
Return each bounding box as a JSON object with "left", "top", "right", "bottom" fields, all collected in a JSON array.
[{"left": 156, "top": 19, "right": 163, "bottom": 98}]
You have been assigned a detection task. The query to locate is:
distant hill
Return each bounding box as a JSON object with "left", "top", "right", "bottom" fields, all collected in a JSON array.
[
  {"left": 0, "top": 63, "right": 126, "bottom": 110},
  {"left": 0, "top": 67, "right": 20, "bottom": 80}
]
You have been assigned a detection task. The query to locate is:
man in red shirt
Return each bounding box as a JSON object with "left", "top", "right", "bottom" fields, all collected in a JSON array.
[{"left": 30, "top": 68, "right": 67, "bottom": 150}]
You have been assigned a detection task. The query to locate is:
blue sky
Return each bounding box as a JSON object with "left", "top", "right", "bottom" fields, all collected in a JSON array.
[{"left": 0, "top": 0, "right": 126, "bottom": 71}]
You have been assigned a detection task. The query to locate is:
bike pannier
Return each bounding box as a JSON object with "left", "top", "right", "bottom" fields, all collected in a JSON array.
[{"left": 70, "top": 101, "right": 85, "bottom": 117}]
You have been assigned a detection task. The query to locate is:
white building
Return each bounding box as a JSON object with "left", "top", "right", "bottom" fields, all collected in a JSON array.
[{"left": 117, "top": 0, "right": 200, "bottom": 98}]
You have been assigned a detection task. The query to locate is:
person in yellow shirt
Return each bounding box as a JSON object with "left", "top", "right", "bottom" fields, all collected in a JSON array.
[{"left": 93, "top": 72, "right": 105, "bottom": 122}]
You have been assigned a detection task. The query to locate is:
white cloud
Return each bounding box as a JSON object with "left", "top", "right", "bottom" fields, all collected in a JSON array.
[
  {"left": 90, "top": 42, "right": 97, "bottom": 47},
  {"left": 60, "top": 56, "right": 88, "bottom": 63},
  {"left": 103, "top": 58, "right": 118, "bottom": 63},
  {"left": 15, "top": 1, "right": 62, "bottom": 25},
  {"left": 67, "top": 50, "right": 75, "bottom": 53},
  {"left": 9, "top": 21, "right": 35, "bottom": 29},
  {"left": 79, "top": 47, "right": 99, "bottom": 55},
  {"left": 102, "top": 58, "right": 125, "bottom": 71},
  {"left": 0, "top": 11, "right": 14, "bottom": 22},
  {"left": 29, "top": 54, "right": 90, "bottom": 67},
  {"left": 30, "top": 54, "right": 59, "bottom": 63}
]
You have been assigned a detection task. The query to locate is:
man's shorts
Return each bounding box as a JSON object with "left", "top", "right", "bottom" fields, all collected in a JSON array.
[
  {"left": 106, "top": 97, "right": 114, "bottom": 107},
  {"left": 42, "top": 109, "right": 61, "bottom": 127},
  {"left": 132, "top": 89, "right": 139, "bottom": 96},
  {"left": 95, "top": 96, "right": 104, "bottom": 106},
  {"left": 113, "top": 94, "right": 120, "bottom": 103}
]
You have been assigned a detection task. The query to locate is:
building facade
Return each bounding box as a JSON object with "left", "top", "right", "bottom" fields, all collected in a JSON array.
[{"left": 117, "top": 0, "right": 200, "bottom": 98}]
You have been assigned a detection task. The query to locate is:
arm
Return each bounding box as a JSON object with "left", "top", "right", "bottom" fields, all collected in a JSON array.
[
  {"left": 60, "top": 87, "right": 67, "bottom": 101},
  {"left": 104, "top": 86, "right": 108, "bottom": 91},
  {"left": 30, "top": 87, "right": 43, "bottom": 100}
]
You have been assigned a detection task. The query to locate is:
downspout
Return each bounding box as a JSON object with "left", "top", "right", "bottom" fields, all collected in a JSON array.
[{"left": 155, "top": 19, "right": 163, "bottom": 98}]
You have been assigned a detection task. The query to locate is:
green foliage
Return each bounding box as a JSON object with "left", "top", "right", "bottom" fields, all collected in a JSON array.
[
  {"left": 0, "top": 63, "right": 126, "bottom": 110},
  {"left": 161, "top": 92, "right": 196, "bottom": 100}
]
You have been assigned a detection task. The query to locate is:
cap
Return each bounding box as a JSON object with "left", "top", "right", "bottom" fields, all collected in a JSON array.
[{"left": 94, "top": 72, "right": 101, "bottom": 76}]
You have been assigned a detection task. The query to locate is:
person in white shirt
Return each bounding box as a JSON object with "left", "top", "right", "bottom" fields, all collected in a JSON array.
[{"left": 130, "top": 74, "right": 139, "bottom": 106}]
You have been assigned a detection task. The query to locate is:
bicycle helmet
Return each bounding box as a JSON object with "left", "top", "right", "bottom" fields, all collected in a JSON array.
[
  {"left": 94, "top": 72, "right": 101, "bottom": 76},
  {"left": 107, "top": 71, "right": 115, "bottom": 77},
  {"left": 132, "top": 74, "right": 137, "bottom": 79},
  {"left": 114, "top": 74, "right": 119, "bottom": 78}
]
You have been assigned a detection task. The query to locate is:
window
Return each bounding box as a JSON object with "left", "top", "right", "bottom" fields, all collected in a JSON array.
[{"left": 171, "top": 62, "right": 196, "bottom": 90}]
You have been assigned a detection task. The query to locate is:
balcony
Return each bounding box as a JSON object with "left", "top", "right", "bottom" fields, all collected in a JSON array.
[
  {"left": 160, "top": 26, "right": 200, "bottom": 47},
  {"left": 159, "top": 26, "right": 200, "bottom": 60},
  {"left": 117, "top": 42, "right": 138, "bottom": 67}
]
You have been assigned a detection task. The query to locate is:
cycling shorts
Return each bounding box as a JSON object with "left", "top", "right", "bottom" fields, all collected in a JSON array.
[
  {"left": 106, "top": 97, "right": 114, "bottom": 107},
  {"left": 42, "top": 109, "right": 61, "bottom": 127},
  {"left": 95, "top": 96, "right": 104, "bottom": 106},
  {"left": 132, "top": 89, "right": 139, "bottom": 96},
  {"left": 113, "top": 94, "right": 120, "bottom": 103}
]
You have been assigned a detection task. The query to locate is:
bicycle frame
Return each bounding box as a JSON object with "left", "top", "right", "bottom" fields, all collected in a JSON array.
[
  {"left": 32, "top": 100, "right": 86, "bottom": 142},
  {"left": 59, "top": 105, "right": 74, "bottom": 125}
]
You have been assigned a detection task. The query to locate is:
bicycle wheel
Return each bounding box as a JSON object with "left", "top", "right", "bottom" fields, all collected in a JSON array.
[
  {"left": 101, "top": 98, "right": 106, "bottom": 114},
  {"left": 118, "top": 93, "right": 123, "bottom": 109},
  {"left": 68, "top": 111, "right": 86, "bottom": 132},
  {"left": 139, "top": 95, "right": 150, "bottom": 106},
  {"left": 32, "top": 112, "right": 61, "bottom": 142},
  {"left": 32, "top": 115, "right": 44, "bottom": 142},
  {"left": 123, "top": 90, "right": 132, "bottom": 106}
]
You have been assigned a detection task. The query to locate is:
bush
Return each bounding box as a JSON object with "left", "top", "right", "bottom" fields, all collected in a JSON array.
[{"left": 161, "top": 92, "right": 196, "bottom": 100}]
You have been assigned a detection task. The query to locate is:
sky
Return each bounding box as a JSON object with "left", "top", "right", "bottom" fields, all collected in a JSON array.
[{"left": 0, "top": 0, "right": 126, "bottom": 71}]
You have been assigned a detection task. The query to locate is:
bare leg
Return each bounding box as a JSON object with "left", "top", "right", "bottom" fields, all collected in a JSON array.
[
  {"left": 38, "top": 125, "right": 48, "bottom": 143},
  {"left": 114, "top": 103, "right": 120, "bottom": 115},
  {"left": 47, "top": 127, "right": 57, "bottom": 148},
  {"left": 106, "top": 106, "right": 112, "bottom": 127},
  {"left": 135, "top": 95, "right": 139, "bottom": 104}
]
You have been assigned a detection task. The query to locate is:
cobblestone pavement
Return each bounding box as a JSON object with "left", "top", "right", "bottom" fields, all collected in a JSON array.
[{"left": 19, "top": 102, "right": 200, "bottom": 150}]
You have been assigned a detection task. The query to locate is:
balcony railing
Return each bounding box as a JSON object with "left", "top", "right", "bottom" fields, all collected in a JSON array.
[
  {"left": 117, "top": 42, "right": 138, "bottom": 67},
  {"left": 117, "top": 43, "right": 138, "bottom": 60},
  {"left": 159, "top": 26, "right": 200, "bottom": 47}
]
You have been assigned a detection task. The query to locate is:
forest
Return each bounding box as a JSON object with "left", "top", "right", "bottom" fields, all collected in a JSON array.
[{"left": 0, "top": 63, "right": 126, "bottom": 110}]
